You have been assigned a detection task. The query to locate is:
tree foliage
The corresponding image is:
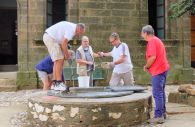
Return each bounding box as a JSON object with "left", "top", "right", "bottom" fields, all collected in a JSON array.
[{"left": 169, "top": 0, "right": 195, "bottom": 18}]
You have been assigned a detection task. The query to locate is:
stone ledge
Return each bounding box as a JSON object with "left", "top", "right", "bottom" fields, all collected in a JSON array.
[{"left": 168, "top": 92, "right": 195, "bottom": 107}]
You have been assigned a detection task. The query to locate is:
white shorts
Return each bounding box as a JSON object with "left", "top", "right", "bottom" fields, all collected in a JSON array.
[
  {"left": 37, "top": 70, "right": 53, "bottom": 80},
  {"left": 43, "top": 33, "right": 64, "bottom": 62}
]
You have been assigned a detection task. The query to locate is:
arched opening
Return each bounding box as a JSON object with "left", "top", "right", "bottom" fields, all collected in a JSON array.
[{"left": 0, "top": 0, "right": 17, "bottom": 72}]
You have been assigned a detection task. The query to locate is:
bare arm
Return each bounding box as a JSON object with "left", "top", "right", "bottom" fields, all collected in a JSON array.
[
  {"left": 93, "top": 52, "right": 101, "bottom": 58},
  {"left": 113, "top": 55, "right": 126, "bottom": 65},
  {"left": 103, "top": 52, "right": 112, "bottom": 57},
  {"left": 61, "top": 38, "right": 69, "bottom": 59},
  {"left": 76, "top": 59, "right": 92, "bottom": 65},
  {"left": 144, "top": 55, "right": 156, "bottom": 72}
]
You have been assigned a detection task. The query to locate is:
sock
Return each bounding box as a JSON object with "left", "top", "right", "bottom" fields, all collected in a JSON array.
[
  {"left": 52, "top": 80, "right": 57, "bottom": 83},
  {"left": 56, "top": 80, "right": 63, "bottom": 83}
]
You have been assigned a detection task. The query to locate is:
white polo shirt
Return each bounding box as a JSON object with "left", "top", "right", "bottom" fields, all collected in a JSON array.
[
  {"left": 45, "top": 21, "right": 76, "bottom": 44},
  {"left": 111, "top": 42, "right": 133, "bottom": 73}
]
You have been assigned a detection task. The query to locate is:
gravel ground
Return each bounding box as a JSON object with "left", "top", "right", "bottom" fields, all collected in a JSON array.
[
  {"left": 0, "top": 85, "right": 192, "bottom": 127},
  {"left": 0, "top": 89, "right": 45, "bottom": 127}
]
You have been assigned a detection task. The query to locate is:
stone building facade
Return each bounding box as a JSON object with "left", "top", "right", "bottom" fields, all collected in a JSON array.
[{"left": 0, "top": 0, "right": 193, "bottom": 89}]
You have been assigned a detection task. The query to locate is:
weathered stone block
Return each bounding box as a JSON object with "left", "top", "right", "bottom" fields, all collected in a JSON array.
[
  {"left": 102, "top": 17, "right": 122, "bottom": 24},
  {"left": 178, "top": 84, "right": 193, "bottom": 93},
  {"left": 168, "top": 92, "right": 188, "bottom": 104},
  {"left": 112, "top": 0, "right": 130, "bottom": 2},
  {"left": 106, "top": 3, "right": 135, "bottom": 10},
  {"left": 188, "top": 96, "right": 195, "bottom": 107},
  {"left": 80, "top": 2, "right": 106, "bottom": 9},
  {"left": 186, "top": 89, "right": 195, "bottom": 96},
  {"left": 111, "top": 10, "right": 130, "bottom": 16},
  {"left": 81, "top": 9, "right": 111, "bottom": 17},
  {"left": 169, "top": 92, "right": 195, "bottom": 107},
  {"left": 80, "top": 17, "right": 101, "bottom": 24}
]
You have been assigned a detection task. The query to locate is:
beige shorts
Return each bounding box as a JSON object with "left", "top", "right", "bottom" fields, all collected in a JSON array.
[
  {"left": 109, "top": 70, "right": 134, "bottom": 86},
  {"left": 43, "top": 33, "right": 64, "bottom": 62}
]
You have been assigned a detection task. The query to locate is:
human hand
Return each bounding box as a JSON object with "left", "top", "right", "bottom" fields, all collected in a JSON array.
[
  {"left": 97, "top": 52, "right": 104, "bottom": 57},
  {"left": 109, "top": 62, "right": 115, "bottom": 69},
  {"left": 143, "top": 65, "right": 149, "bottom": 72},
  {"left": 64, "top": 54, "right": 70, "bottom": 60}
]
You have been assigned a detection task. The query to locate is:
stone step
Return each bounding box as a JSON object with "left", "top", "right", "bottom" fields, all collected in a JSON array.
[
  {"left": 0, "top": 84, "right": 17, "bottom": 92},
  {"left": 0, "top": 80, "right": 17, "bottom": 92},
  {"left": 0, "top": 72, "right": 17, "bottom": 79},
  {"left": 193, "top": 80, "right": 195, "bottom": 85}
]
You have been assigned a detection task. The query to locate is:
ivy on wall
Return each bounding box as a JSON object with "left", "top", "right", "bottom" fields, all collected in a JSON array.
[{"left": 169, "top": 0, "right": 195, "bottom": 18}]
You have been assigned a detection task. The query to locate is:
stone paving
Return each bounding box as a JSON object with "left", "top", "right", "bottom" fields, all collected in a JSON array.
[{"left": 0, "top": 85, "right": 195, "bottom": 127}]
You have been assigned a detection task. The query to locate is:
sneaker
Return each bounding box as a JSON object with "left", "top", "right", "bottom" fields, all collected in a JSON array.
[
  {"left": 54, "top": 82, "right": 67, "bottom": 91},
  {"left": 50, "top": 81, "right": 56, "bottom": 90},
  {"left": 147, "top": 117, "right": 165, "bottom": 124}
]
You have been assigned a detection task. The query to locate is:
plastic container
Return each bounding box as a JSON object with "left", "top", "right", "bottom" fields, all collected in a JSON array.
[{"left": 78, "top": 76, "right": 90, "bottom": 88}]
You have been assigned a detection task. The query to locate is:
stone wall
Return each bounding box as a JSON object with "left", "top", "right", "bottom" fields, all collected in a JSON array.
[
  {"left": 165, "top": 0, "right": 193, "bottom": 84},
  {"left": 16, "top": 0, "right": 193, "bottom": 88},
  {"left": 67, "top": 0, "right": 193, "bottom": 84},
  {"left": 17, "top": 0, "right": 47, "bottom": 89},
  {"left": 169, "top": 92, "right": 195, "bottom": 107},
  {"left": 68, "top": 0, "right": 151, "bottom": 84}
]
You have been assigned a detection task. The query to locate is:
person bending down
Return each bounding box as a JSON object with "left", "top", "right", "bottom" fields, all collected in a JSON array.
[
  {"left": 43, "top": 21, "right": 85, "bottom": 91},
  {"left": 36, "top": 55, "right": 64, "bottom": 90}
]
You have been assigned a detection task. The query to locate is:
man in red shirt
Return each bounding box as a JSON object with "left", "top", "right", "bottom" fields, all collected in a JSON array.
[{"left": 141, "top": 25, "right": 170, "bottom": 124}]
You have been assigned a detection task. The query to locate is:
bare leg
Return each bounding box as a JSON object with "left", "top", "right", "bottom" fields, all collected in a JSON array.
[
  {"left": 48, "top": 76, "right": 53, "bottom": 88},
  {"left": 55, "top": 59, "right": 64, "bottom": 81},
  {"left": 53, "top": 61, "right": 57, "bottom": 81},
  {"left": 42, "top": 76, "right": 52, "bottom": 90}
]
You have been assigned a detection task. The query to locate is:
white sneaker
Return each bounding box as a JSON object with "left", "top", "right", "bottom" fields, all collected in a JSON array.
[
  {"left": 50, "top": 81, "right": 56, "bottom": 90},
  {"left": 54, "top": 82, "right": 66, "bottom": 91}
]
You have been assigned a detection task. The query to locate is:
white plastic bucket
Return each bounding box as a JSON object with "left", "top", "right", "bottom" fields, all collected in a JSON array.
[{"left": 78, "top": 76, "right": 90, "bottom": 88}]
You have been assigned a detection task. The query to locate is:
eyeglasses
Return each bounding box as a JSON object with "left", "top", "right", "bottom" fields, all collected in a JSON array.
[{"left": 110, "top": 38, "right": 116, "bottom": 43}]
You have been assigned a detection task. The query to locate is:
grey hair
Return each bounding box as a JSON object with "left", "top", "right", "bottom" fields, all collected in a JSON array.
[
  {"left": 110, "top": 32, "right": 120, "bottom": 39},
  {"left": 77, "top": 23, "right": 85, "bottom": 30},
  {"left": 81, "top": 36, "right": 89, "bottom": 41},
  {"left": 142, "top": 25, "right": 154, "bottom": 35}
]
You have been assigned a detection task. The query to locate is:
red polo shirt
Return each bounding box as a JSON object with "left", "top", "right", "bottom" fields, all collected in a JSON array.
[{"left": 146, "top": 36, "right": 170, "bottom": 76}]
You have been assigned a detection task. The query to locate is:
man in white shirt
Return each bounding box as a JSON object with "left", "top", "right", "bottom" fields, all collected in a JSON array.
[
  {"left": 43, "top": 21, "right": 85, "bottom": 91},
  {"left": 100, "top": 32, "right": 134, "bottom": 86}
]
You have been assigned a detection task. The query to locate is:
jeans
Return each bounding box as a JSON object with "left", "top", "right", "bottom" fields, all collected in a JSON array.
[{"left": 152, "top": 71, "right": 168, "bottom": 117}]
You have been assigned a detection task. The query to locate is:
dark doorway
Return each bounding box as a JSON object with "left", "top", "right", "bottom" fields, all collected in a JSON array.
[
  {"left": 148, "top": 0, "right": 165, "bottom": 39},
  {"left": 47, "top": 0, "right": 67, "bottom": 27},
  {"left": 0, "top": 0, "right": 17, "bottom": 71},
  {"left": 191, "top": 14, "right": 195, "bottom": 68}
]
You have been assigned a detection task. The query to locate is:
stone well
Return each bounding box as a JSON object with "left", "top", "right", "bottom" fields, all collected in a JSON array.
[{"left": 27, "top": 87, "right": 152, "bottom": 127}]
